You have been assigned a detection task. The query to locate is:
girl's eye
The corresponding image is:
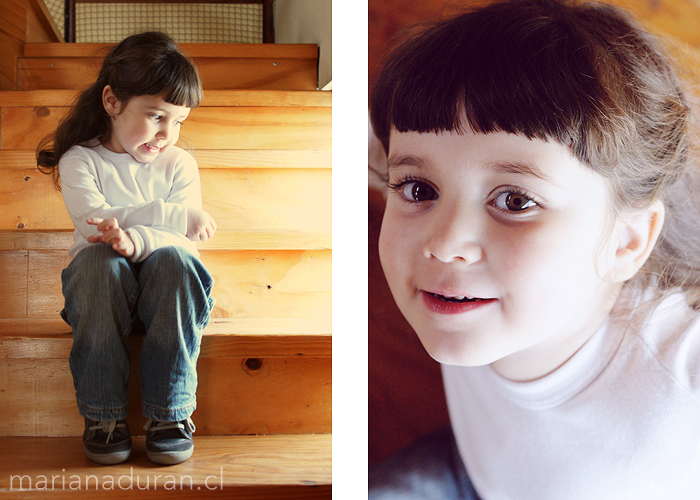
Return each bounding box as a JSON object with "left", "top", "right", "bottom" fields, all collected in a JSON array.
[
  {"left": 389, "top": 179, "right": 438, "bottom": 203},
  {"left": 492, "top": 191, "right": 538, "bottom": 213},
  {"left": 151, "top": 114, "right": 162, "bottom": 122},
  {"left": 403, "top": 182, "right": 437, "bottom": 202}
]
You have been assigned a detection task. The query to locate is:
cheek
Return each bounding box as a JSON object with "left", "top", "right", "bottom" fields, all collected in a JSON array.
[
  {"left": 378, "top": 209, "right": 419, "bottom": 286},
  {"left": 492, "top": 216, "right": 605, "bottom": 291},
  {"left": 378, "top": 213, "right": 402, "bottom": 282}
]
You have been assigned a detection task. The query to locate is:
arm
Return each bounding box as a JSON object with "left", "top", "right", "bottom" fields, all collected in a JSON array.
[
  {"left": 164, "top": 150, "right": 217, "bottom": 241},
  {"left": 60, "top": 155, "right": 189, "bottom": 239},
  {"left": 87, "top": 217, "right": 135, "bottom": 258}
]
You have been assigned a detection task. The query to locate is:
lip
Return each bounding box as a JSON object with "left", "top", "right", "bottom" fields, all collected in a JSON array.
[
  {"left": 143, "top": 143, "right": 162, "bottom": 153},
  {"left": 421, "top": 290, "right": 498, "bottom": 315}
]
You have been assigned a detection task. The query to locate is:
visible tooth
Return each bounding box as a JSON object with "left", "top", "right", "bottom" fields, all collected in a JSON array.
[{"left": 453, "top": 296, "right": 466, "bottom": 300}]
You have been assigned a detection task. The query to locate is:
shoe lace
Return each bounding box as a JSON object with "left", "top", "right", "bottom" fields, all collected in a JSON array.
[
  {"left": 143, "top": 418, "right": 196, "bottom": 433},
  {"left": 89, "top": 420, "right": 127, "bottom": 444}
]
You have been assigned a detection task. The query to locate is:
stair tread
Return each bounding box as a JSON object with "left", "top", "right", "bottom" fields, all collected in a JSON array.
[
  {"left": 0, "top": 317, "right": 330, "bottom": 335},
  {"left": 0, "top": 317, "right": 331, "bottom": 359},
  {"left": 0, "top": 434, "right": 331, "bottom": 491}
]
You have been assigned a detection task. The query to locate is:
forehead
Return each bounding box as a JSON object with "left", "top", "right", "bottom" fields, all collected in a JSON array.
[
  {"left": 388, "top": 128, "right": 593, "bottom": 185},
  {"left": 126, "top": 94, "right": 191, "bottom": 117}
]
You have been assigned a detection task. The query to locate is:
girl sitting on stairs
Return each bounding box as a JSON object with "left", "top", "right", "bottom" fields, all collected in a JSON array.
[{"left": 37, "top": 31, "right": 217, "bottom": 466}]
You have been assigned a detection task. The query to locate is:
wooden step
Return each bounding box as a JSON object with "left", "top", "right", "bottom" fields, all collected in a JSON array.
[
  {"left": 0, "top": 89, "right": 331, "bottom": 248},
  {"left": 0, "top": 246, "right": 331, "bottom": 320},
  {"left": 1, "top": 317, "right": 331, "bottom": 437},
  {"left": 0, "top": 168, "right": 332, "bottom": 247},
  {"left": 19, "top": 43, "right": 320, "bottom": 91},
  {"left": 0, "top": 434, "right": 331, "bottom": 498},
  {"left": 0, "top": 84, "right": 332, "bottom": 441},
  {"left": 0, "top": 89, "right": 331, "bottom": 247},
  {"left": 0, "top": 93, "right": 332, "bottom": 151}
]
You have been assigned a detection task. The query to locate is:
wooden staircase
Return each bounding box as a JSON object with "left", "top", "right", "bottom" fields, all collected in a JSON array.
[{"left": 0, "top": 36, "right": 331, "bottom": 499}]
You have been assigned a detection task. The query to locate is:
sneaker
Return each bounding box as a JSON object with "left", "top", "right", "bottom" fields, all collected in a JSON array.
[
  {"left": 143, "top": 418, "right": 196, "bottom": 465},
  {"left": 82, "top": 418, "right": 132, "bottom": 465}
]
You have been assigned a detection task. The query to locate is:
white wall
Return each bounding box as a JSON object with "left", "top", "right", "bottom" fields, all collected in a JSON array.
[{"left": 274, "top": 0, "right": 332, "bottom": 90}]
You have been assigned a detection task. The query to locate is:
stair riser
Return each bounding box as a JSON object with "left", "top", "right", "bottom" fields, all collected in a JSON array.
[
  {"left": 1, "top": 352, "right": 331, "bottom": 437},
  {"left": 18, "top": 57, "right": 319, "bottom": 91},
  {"left": 0, "top": 105, "right": 331, "bottom": 150},
  {"left": 0, "top": 249, "right": 331, "bottom": 321}
]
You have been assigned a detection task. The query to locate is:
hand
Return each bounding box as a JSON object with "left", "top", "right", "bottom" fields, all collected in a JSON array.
[
  {"left": 87, "top": 217, "right": 135, "bottom": 258},
  {"left": 186, "top": 208, "right": 217, "bottom": 242}
]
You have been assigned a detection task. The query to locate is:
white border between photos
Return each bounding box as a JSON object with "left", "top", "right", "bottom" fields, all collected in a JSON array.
[{"left": 332, "top": 0, "right": 369, "bottom": 496}]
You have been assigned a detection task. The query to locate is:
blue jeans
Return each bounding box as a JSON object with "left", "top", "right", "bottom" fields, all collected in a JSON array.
[
  {"left": 61, "top": 244, "right": 214, "bottom": 422},
  {"left": 369, "top": 427, "right": 481, "bottom": 500}
]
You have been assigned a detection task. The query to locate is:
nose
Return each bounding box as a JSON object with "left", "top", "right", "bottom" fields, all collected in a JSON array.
[
  {"left": 422, "top": 204, "right": 484, "bottom": 265},
  {"left": 156, "top": 123, "right": 176, "bottom": 143}
]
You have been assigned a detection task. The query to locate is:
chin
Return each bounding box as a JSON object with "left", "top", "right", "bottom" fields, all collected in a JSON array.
[{"left": 416, "top": 330, "right": 501, "bottom": 367}]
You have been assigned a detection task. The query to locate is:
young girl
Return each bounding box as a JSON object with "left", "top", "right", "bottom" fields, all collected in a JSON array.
[
  {"left": 37, "top": 32, "right": 217, "bottom": 466},
  {"left": 369, "top": 0, "right": 700, "bottom": 498}
]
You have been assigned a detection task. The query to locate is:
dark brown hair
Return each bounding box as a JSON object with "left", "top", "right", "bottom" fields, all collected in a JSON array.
[
  {"left": 370, "top": 0, "right": 700, "bottom": 307},
  {"left": 37, "top": 31, "right": 202, "bottom": 190}
]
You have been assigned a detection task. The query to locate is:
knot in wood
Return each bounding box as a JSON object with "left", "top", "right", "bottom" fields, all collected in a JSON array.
[
  {"left": 245, "top": 358, "right": 263, "bottom": 371},
  {"left": 36, "top": 107, "right": 51, "bottom": 117}
]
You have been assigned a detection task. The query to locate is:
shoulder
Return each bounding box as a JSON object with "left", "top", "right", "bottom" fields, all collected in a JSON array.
[
  {"left": 626, "top": 291, "right": 700, "bottom": 396},
  {"left": 161, "top": 146, "right": 197, "bottom": 168},
  {"left": 58, "top": 142, "right": 105, "bottom": 172}
]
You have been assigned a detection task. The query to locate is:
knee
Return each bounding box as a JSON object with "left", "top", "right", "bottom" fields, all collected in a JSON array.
[
  {"left": 143, "top": 247, "right": 212, "bottom": 291},
  {"left": 64, "top": 245, "right": 134, "bottom": 294}
]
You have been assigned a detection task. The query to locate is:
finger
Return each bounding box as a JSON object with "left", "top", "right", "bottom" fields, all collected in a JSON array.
[
  {"left": 102, "top": 228, "right": 122, "bottom": 245},
  {"left": 87, "top": 233, "right": 104, "bottom": 243},
  {"left": 87, "top": 218, "right": 103, "bottom": 226},
  {"left": 98, "top": 217, "right": 118, "bottom": 232}
]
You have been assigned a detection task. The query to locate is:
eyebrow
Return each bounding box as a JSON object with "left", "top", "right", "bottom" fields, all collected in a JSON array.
[
  {"left": 387, "top": 154, "right": 555, "bottom": 184},
  {"left": 486, "top": 161, "right": 555, "bottom": 183},
  {"left": 386, "top": 154, "right": 434, "bottom": 172},
  {"left": 147, "top": 107, "right": 189, "bottom": 120}
]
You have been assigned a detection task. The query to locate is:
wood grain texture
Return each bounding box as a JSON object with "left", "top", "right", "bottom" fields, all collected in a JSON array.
[
  {"left": 0, "top": 149, "right": 331, "bottom": 170},
  {"left": 0, "top": 434, "right": 331, "bottom": 494},
  {"left": 0, "top": 89, "right": 331, "bottom": 107},
  {"left": 0, "top": 249, "right": 332, "bottom": 320},
  {"left": 0, "top": 106, "right": 331, "bottom": 150},
  {"left": 18, "top": 57, "right": 318, "bottom": 91},
  {"left": 0, "top": 169, "right": 331, "bottom": 239},
  {"left": 0, "top": 355, "right": 330, "bottom": 436},
  {"left": 0, "top": 317, "right": 331, "bottom": 359},
  {"left": 25, "top": 0, "right": 62, "bottom": 43},
  {"left": 0, "top": 251, "right": 28, "bottom": 318},
  {"left": 0, "top": 0, "right": 27, "bottom": 90}
]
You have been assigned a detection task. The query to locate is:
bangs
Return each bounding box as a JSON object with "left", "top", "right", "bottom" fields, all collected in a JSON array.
[
  {"left": 148, "top": 51, "right": 203, "bottom": 109},
  {"left": 370, "top": 0, "right": 641, "bottom": 165},
  {"left": 106, "top": 32, "right": 203, "bottom": 110}
]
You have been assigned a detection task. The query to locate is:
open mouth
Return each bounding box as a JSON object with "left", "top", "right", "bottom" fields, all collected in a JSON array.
[
  {"left": 144, "top": 143, "right": 161, "bottom": 153},
  {"left": 428, "top": 292, "right": 484, "bottom": 303},
  {"left": 422, "top": 291, "right": 497, "bottom": 314}
]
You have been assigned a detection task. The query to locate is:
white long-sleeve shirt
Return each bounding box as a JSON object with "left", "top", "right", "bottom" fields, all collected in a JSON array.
[
  {"left": 59, "top": 140, "right": 202, "bottom": 262},
  {"left": 442, "top": 290, "right": 700, "bottom": 500}
]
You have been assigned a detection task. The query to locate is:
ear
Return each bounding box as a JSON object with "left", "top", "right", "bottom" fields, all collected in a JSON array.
[
  {"left": 102, "top": 85, "right": 121, "bottom": 117},
  {"left": 607, "top": 199, "right": 665, "bottom": 283}
]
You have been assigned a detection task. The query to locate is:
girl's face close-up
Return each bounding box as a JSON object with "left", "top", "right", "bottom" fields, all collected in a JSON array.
[
  {"left": 379, "top": 127, "right": 628, "bottom": 380},
  {"left": 103, "top": 89, "right": 191, "bottom": 163}
]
